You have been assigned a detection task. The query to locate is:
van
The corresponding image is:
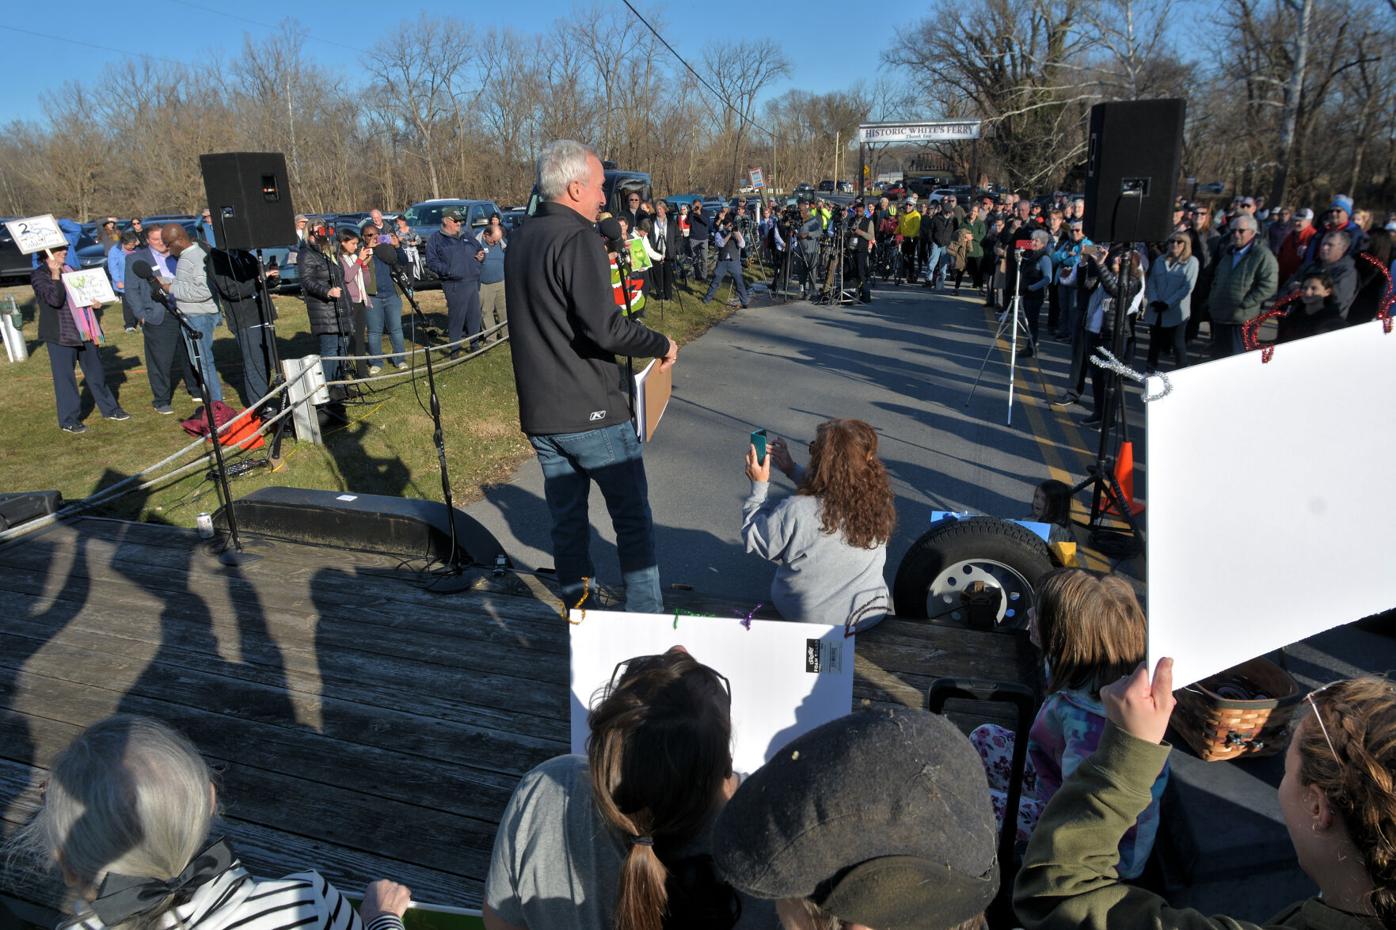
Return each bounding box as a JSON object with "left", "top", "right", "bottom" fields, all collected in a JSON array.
[{"left": 526, "top": 164, "right": 653, "bottom": 220}]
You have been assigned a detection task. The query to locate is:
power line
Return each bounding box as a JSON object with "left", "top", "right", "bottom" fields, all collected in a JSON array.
[
  {"left": 0, "top": 25, "right": 184, "bottom": 67},
  {"left": 616, "top": 0, "right": 773, "bottom": 141}
]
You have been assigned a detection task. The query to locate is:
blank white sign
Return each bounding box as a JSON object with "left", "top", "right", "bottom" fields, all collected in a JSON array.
[
  {"left": 1147, "top": 320, "right": 1396, "bottom": 688},
  {"left": 569, "top": 610, "right": 854, "bottom": 775}
]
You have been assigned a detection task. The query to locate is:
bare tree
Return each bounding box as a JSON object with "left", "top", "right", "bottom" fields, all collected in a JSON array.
[
  {"left": 702, "top": 40, "right": 790, "bottom": 193},
  {"left": 367, "top": 15, "right": 475, "bottom": 199}
]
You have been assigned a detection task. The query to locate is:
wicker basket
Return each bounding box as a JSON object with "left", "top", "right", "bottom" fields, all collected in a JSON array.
[{"left": 1171, "top": 657, "right": 1302, "bottom": 762}]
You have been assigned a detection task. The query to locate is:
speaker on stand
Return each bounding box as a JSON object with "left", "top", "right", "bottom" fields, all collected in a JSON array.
[
  {"left": 1074, "top": 99, "right": 1186, "bottom": 557},
  {"left": 198, "top": 152, "right": 297, "bottom": 465}
]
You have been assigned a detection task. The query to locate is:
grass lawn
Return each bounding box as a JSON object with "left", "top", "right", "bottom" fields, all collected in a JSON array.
[{"left": 0, "top": 272, "right": 749, "bottom": 528}]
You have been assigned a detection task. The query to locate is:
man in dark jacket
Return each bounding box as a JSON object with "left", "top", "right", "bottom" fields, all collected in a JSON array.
[
  {"left": 506, "top": 140, "right": 678, "bottom": 614},
  {"left": 426, "top": 209, "right": 485, "bottom": 355},
  {"left": 209, "top": 248, "right": 278, "bottom": 408},
  {"left": 688, "top": 200, "right": 710, "bottom": 283},
  {"left": 124, "top": 225, "right": 198, "bottom": 414}
]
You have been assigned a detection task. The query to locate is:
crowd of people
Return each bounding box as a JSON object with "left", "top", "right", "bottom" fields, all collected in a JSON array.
[
  {"left": 24, "top": 205, "right": 522, "bottom": 432},
  {"left": 11, "top": 140, "right": 1396, "bottom": 930},
  {"left": 13, "top": 655, "right": 1395, "bottom": 930}
]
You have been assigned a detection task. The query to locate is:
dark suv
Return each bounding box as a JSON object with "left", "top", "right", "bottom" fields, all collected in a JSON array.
[{"left": 526, "top": 166, "right": 653, "bottom": 222}]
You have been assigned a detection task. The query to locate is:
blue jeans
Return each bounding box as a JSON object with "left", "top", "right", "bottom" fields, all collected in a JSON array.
[
  {"left": 181, "top": 312, "right": 222, "bottom": 402},
  {"left": 703, "top": 259, "right": 749, "bottom": 306},
  {"left": 318, "top": 332, "right": 345, "bottom": 383},
  {"left": 367, "top": 292, "right": 405, "bottom": 365},
  {"left": 529, "top": 422, "right": 663, "bottom": 614},
  {"left": 924, "top": 243, "right": 943, "bottom": 281}
]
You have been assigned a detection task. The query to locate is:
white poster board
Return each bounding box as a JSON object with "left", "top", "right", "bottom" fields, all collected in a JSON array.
[
  {"left": 569, "top": 610, "right": 855, "bottom": 775},
  {"left": 62, "top": 269, "right": 119, "bottom": 307},
  {"left": 4, "top": 215, "right": 68, "bottom": 254},
  {"left": 1147, "top": 321, "right": 1396, "bottom": 688}
]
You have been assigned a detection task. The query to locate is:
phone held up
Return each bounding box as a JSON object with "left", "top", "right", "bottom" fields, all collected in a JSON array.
[{"left": 750, "top": 428, "right": 768, "bottom": 462}]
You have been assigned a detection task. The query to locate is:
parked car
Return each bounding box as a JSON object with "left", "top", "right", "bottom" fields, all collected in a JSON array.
[
  {"left": 882, "top": 180, "right": 907, "bottom": 199},
  {"left": 817, "top": 179, "right": 853, "bottom": 193},
  {"left": 500, "top": 209, "right": 526, "bottom": 234},
  {"left": 255, "top": 244, "right": 302, "bottom": 294}
]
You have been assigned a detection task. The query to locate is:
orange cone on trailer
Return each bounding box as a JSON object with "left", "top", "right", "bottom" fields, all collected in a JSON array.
[{"left": 1105, "top": 439, "right": 1145, "bottom": 516}]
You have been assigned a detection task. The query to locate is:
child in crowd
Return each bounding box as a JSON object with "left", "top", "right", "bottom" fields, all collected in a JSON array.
[
  {"left": 1016, "top": 661, "right": 1396, "bottom": 930},
  {"left": 741, "top": 419, "right": 896, "bottom": 630},
  {"left": 484, "top": 648, "right": 767, "bottom": 930},
  {"left": 971, "top": 569, "right": 1166, "bottom": 879},
  {"left": 8, "top": 716, "right": 408, "bottom": 930},
  {"left": 1277, "top": 271, "right": 1346, "bottom": 344},
  {"left": 1027, "top": 479, "right": 1076, "bottom": 547}
]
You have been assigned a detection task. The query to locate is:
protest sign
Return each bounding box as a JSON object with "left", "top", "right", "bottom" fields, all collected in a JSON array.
[
  {"left": 569, "top": 610, "right": 854, "bottom": 775},
  {"left": 4, "top": 215, "right": 68, "bottom": 254},
  {"left": 1147, "top": 321, "right": 1396, "bottom": 687},
  {"left": 62, "top": 269, "right": 119, "bottom": 307}
]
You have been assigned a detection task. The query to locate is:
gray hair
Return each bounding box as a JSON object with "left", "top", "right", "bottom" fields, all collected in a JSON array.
[
  {"left": 7, "top": 716, "right": 215, "bottom": 924},
  {"left": 1321, "top": 229, "right": 1352, "bottom": 250},
  {"left": 1231, "top": 214, "right": 1259, "bottom": 232},
  {"left": 1030, "top": 229, "right": 1051, "bottom": 246},
  {"left": 537, "top": 140, "right": 598, "bottom": 201}
]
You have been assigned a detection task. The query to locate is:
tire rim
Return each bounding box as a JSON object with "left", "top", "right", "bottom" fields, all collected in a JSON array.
[{"left": 926, "top": 558, "right": 1035, "bottom": 628}]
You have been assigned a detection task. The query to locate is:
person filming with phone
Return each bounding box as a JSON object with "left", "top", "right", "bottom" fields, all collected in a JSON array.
[
  {"left": 506, "top": 140, "right": 678, "bottom": 615},
  {"left": 740, "top": 419, "right": 895, "bottom": 630}
]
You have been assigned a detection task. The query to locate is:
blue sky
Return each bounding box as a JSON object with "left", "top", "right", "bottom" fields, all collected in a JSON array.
[{"left": 2, "top": 0, "right": 878, "bottom": 125}]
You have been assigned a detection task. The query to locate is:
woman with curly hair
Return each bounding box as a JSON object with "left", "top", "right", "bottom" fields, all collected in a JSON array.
[{"left": 741, "top": 419, "right": 896, "bottom": 629}]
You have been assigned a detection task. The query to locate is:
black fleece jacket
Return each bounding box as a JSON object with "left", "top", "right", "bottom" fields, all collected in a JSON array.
[{"left": 504, "top": 201, "right": 671, "bottom": 436}]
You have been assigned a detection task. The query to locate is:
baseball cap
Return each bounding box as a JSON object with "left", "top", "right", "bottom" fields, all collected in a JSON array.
[
  {"left": 713, "top": 707, "right": 998, "bottom": 930},
  {"left": 1294, "top": 207, "right": 1314, "bottom": 220},
  {"left": 441, "top": 209, "right": 464, "bottom": 222},
  {"left": 1330, "top": 194, "right": 1354, "bottom": 215}
]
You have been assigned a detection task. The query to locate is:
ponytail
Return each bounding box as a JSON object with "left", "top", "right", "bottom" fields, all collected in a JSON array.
[{"left": 587, "top": 652, "right": 735, "bottom": 930}]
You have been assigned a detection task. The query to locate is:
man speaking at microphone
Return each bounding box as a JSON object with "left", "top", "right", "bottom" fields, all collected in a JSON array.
[{"left": 506, "top": 139, "right": 678, "bottom": 614}]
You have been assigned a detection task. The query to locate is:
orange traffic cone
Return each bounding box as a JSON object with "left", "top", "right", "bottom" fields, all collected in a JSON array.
[{"left": 1105, "top": 439, "right": 1145, "bottom": 517}]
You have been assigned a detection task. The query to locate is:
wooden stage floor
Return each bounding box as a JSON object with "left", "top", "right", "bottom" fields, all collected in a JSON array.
[{"left": 0, "top": 516, "right": 1034, "bottom": 913}]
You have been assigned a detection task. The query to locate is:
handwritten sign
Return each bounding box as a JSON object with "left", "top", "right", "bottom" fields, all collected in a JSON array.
[
  {"left": 4, "top": 215, "right": 68, "bottom": 254},
  {"left": 62, "top": 269, "right": 119, "bottom": 307}
]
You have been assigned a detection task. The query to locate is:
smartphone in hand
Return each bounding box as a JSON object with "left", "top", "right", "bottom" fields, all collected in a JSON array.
[{"left": 750, "top": 428, "right": 767, "bottom": 462}]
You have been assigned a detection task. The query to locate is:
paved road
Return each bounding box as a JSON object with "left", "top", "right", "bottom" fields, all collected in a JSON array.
[
  {"left": 468, "top": 281, "right": 1102, "bottom": 603},
  {"left": 465, "top": 278, "right": 1394, "bottom": 921}
]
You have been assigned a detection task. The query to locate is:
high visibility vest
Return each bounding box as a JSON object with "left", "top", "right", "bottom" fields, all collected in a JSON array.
[{"left": 610, "top": 258, "right": 645, "bottom": 316}]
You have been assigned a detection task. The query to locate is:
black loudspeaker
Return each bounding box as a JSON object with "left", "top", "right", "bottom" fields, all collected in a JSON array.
[
  {"left": 1083, "top": 99, "right": 1185, "bottom": 243},
  {"left": 198, "top": 152, "right": 296, "bottom": 251},
  {"left": 0, "top": 491, "right": 63, "bottom": 530}
]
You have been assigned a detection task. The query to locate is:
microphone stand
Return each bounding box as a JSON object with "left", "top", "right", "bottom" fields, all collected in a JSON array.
[
  {"left": 161, "top": 293, "right": 255, "bottom": 565},
  {"left": 614, "top": 243, "right": 639, "bottom": 425},
  {"left": 391, "top": 268, "right": 464, "bottom": 571}
]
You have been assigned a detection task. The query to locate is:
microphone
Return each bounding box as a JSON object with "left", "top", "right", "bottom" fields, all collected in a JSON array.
[
  {"left": 598, "top": 216, "right": 623, "bottom": 245},
  {"left": 373, "top": 242, "right": 399, "bottom": 266},
  {"left": 132, "top": 259, "right": 154, "bottom": 280}
]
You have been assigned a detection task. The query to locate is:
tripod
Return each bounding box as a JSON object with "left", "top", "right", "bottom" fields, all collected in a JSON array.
[
  {"left": 167, "top": 302, "right": 256, "bottom": 565},
  {"left": 1070, "top": 248, "right": 1145, "bottom": 554},
  {"left": 392, "top": 268, "right": 465, "bottom": 571},
  {"left": 966, "top": 249, "right": 1039, "bottom": 425}
]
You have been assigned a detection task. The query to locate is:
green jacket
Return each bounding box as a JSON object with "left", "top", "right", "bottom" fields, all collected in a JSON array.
[
  {"left": 1014, "top": 724, "right": 1384, "bottom": 930},
  {"left": 960, "top": 217, "right": 986, "bottom": 259},
  {"left": 1208, "top": 242, "right": 1279, "bottom": 325}
]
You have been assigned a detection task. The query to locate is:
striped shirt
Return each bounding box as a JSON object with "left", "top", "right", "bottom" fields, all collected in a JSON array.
[{"left": 66, "top": 862, "right": 404, "bottom": 930}]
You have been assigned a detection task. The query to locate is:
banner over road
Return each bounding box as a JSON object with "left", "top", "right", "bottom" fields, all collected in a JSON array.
[{"left": 857, "top": 120, "right": 982, "bottom": 144}]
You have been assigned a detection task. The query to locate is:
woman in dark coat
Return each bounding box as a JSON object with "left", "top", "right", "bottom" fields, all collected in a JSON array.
[
  {"left": 30, "top": 246, "right": 127, "bottom": 433},
  {"left": 298, "top": 226, "right": 352, "bottom": 383}
]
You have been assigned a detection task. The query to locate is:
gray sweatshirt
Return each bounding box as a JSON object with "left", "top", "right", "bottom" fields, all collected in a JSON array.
[
  {"left": 171, "top": 242, "right": 218, "bottom": 315},
  {"left": 741, "top": 472, "right": 889, "bottom": 629}
]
